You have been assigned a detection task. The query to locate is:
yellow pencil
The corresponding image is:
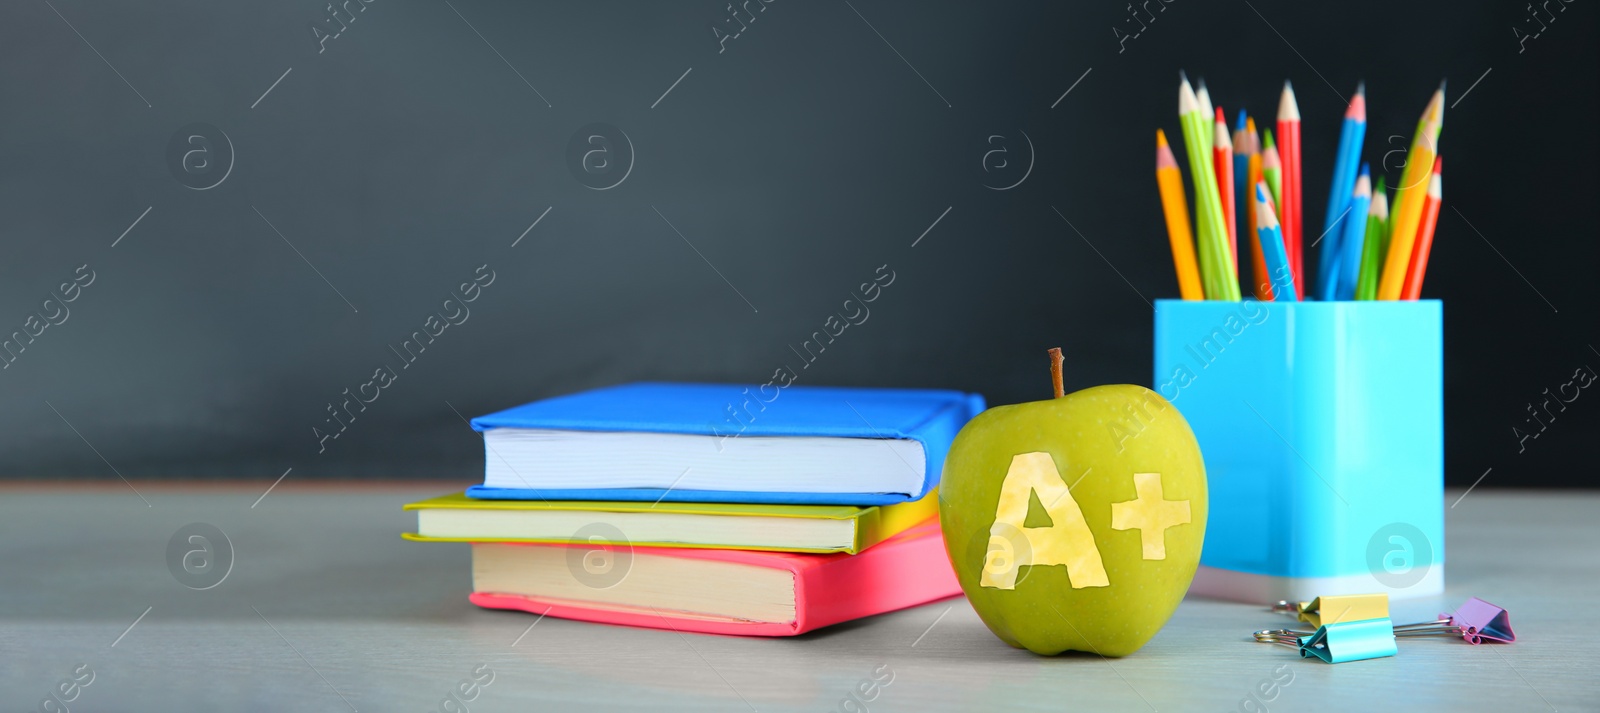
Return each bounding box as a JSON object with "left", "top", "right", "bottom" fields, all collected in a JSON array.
[
  {"left": 1378, "top": 83, "right": 1445, "bottom": 300},
  {"left": 1157, "top": 129, "right": 1205, "bottom": 300}
]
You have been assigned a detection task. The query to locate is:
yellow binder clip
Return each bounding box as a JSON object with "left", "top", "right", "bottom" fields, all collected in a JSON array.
[{"left": 1271, "top": 593, "right": 1389, "bottom": 628}]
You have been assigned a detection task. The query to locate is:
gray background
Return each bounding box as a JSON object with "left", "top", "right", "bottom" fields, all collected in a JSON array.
[{"left": 2, "top": 0, "right": 1595, "bottom": 486}]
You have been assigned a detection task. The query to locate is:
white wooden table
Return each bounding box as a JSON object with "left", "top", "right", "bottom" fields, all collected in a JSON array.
[{"left": 1, "top": 483, "right": 1593, "bottom": 712}]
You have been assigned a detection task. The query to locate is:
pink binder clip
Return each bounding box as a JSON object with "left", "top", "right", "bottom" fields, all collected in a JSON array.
[
  {"left": 1447, "top": 597, "right": 1516, "bottom": 644},
  {"left": 1393, "top": 597, "right": 1515, "bottom": 645}
]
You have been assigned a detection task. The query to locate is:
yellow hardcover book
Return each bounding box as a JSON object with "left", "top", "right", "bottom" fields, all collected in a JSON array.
[{"left": 403, "top": 490, "right": 938, "bottom": 554}]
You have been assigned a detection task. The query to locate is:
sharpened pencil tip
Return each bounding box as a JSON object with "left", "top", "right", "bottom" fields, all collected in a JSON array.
[
  {"left": 1346, "top": 86, "right": 1367, "bottom": 120},
  {"left": 1179, "top": 69, "right": 1189, "bottom": 84},
  {"left": 1355, "top": 80, "right": 1366, "bottom": 95},
  {"left": 1358, "top": 162, "right": 1370, "bottom": 177},
  {"left": 1277, "top": 81, "right": 1301, "bottom": 120}
]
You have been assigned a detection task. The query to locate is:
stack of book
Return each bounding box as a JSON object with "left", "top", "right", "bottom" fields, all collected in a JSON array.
[{"left": 405, "top": 382, "right": 985, "bottom": 636}]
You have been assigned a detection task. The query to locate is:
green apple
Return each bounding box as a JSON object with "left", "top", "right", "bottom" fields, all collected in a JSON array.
[{"left": 939, "top": 351, "right": 1207, "bottom": 656}]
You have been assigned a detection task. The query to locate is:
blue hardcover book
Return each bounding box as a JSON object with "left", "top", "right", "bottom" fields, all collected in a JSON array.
[{"left": 466, "top": 382, "right": 986, "bottom": 506}]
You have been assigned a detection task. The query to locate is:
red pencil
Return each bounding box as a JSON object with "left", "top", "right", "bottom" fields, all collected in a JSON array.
[
  {"left": 1276, "top": 81, "right": 1303, "bottom": 298},
  {"left": 1213, "top": 107, "right": 1237, "bottom": 272},
  {"left": 1400, "top": 157, "right": 1443, "bottom": 300}
]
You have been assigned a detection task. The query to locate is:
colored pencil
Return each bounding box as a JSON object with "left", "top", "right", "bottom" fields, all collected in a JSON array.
[
  {"left": 1261, "top": 130, "right": 1283, "bottom": 212},
  {"left": 1355, "top": 177, "right": 1389, "bottom": 300},
  {"left": 1379, "top": 88, "right": 1439, "bottom": 292},
  {"left": 1214, "top": 107, "right": 1237, "bottom": 273},
  {"left": 1315, "top": 213, "right": 1343, "bottom": 298},
  {"left": 1259, "top": 128, "right": 1284, "bottom": 298},
  {"left": 1318, "top": 82, "right": 1367, "bottom": 300},
  {"left": 1178, "top": 73, "right": 1240, "bottom": 300},
  {"left": 1233, "top": 110, "right": 1252, "bottom": 253},
  {"left": 1276, "top": 81, "right": 1303, "bottom": 298},
  {"left": 1156, "top": 129, "right": 1205, "bottom": 301},
  {"left": 1377, "top": 181, "right": 1392, "bottom": 264},
  {"left": 1332, "top": 164, "right": 1372, "bottom": 300},
  {"left": 1196, "top": 79, "right": 1215, "bottom": 154},
  {"left": 1400, "top": 157, "right": 1443, "bottom": 300},
  {"left": 1254, "top": 181, "right": 1297, "bottom": 301},
  {"left": 1378, "top": 83, "right": 1445, "bottom": 300},
  {"left": 1243, "top": 116, "right": 1271, "bottom": 300}
]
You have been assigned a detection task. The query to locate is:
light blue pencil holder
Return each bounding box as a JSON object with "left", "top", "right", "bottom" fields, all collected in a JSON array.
[{"left": 1153, "top": 299, "right": 1444, "bottom": 603}]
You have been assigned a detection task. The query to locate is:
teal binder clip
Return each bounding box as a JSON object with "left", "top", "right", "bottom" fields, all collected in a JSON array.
[{"left": 1254, "top": 617, "right": 1398, "bottom": 664}]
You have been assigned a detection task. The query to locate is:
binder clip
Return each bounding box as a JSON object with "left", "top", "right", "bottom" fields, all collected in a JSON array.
[
  {"left": 1254, "top": 618, "right": 1398, "bottom": 664},
  {"left": 1270, "top": 593, "right": 1389, "bottom": 628},
  {"left": 1392, "top": 597, "right": 1516, "bottom": 645}
]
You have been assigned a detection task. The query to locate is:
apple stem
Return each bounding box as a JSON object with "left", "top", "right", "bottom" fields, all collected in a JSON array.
[{"left": 1048, "top": 347, "right": 1065, "bottom": 399}]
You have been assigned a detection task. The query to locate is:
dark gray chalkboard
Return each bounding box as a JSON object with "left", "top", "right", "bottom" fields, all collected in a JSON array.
[{"left": 1, "top": 1, "right": 1594, "bottom": 486}]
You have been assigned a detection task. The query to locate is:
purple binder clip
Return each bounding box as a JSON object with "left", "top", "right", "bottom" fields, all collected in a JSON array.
[
  {"left": 1393, "top": 597, "right": 1516, "bottom": 645},
  {"left": 1447, "top": 597, "right": 1515, "bottom": 644}
]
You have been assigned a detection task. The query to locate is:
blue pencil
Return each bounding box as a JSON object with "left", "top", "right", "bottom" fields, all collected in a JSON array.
[
  {"left": 1316, "top": 82, "right": 1367, "bottom": 300},
  {"left": 1334, "top": 165, "right": 1373, "bottom": 300},
  {"left": 1254, "top": 181, "right": 1297, "bottom": 301},
  {"left": 1233, "top": 109, "right": 1252, "bottom": 266}
]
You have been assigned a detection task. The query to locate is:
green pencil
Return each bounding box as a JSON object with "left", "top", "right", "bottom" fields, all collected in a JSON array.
[
  {"left": 1262, "top": 130, "right": 1283, "bottom": 212},
  {"left": 1355, "top": 177, "right": 1390, "bottom": 300},
  {"left": 1377, "top": 179, "right": 1392, "bottom": 268},
  {"left": 1196, "top": 78, "right": 1215, "bottom": 155},
  {"left": 1178, "top": 73, "right": 1240, "bottom": 300}
]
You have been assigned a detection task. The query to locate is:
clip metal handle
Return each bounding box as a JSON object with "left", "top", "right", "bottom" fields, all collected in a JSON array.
[
  {"left": 1392, "top": 618, "right": 1466, "bottom": 638},
  {"left": 1253, "top": 628, "right": 1306, "bottom": 648}
]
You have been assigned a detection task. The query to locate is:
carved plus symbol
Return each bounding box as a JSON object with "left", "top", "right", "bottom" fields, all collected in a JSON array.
[{"left": 1110, "top": 472, "right": 1191, "bottom": 560}]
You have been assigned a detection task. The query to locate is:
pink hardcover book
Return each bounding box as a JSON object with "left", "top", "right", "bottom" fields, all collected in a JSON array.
[{"left": 469, "top": 520, "right": 960, "bottom": 636}]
